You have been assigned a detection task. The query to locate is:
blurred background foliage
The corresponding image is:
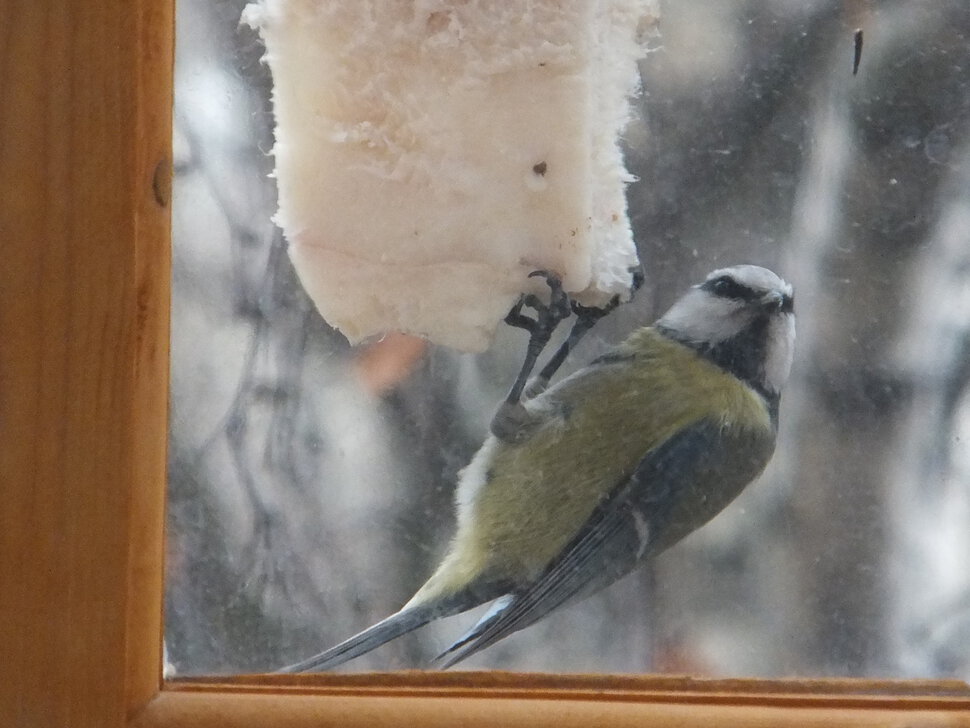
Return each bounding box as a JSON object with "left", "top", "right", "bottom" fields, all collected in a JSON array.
[{"left": 166, "top": 0, "right": 970, "bottom": 679}]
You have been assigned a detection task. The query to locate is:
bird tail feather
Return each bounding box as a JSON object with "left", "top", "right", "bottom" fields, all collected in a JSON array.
[
  {"left": 277, "top": 579, "right": 507, "bottom": 672},
  {"left": 276, "top": 605, "right": 436, "bottom": 673},
  {"left": 434, "top": 595, "right": 513, "bottom": 667}
]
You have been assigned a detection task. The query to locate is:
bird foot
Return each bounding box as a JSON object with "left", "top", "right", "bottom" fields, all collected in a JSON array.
[{"left": 503, "top": 270, "right": 571, "bottom": 341}]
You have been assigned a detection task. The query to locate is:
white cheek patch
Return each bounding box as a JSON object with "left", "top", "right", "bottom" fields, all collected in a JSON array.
[
  {"left": 658, "top": 289, "right": 750, "bottom": 344},
  {"left": 764, "top": 313, "right": 795, "bottom": 393}
]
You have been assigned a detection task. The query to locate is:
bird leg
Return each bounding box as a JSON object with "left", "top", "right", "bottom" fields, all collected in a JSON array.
[
  {"left": 491, "top": 271, "right": 571, "bottom": 443},
  {"left": 524, "top": 265, "right": 645, "bottom": 398}
]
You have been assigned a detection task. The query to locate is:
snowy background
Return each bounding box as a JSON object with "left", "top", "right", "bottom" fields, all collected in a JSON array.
[{"left": 166, "top": 0, "right": 970, "bottom": 679}]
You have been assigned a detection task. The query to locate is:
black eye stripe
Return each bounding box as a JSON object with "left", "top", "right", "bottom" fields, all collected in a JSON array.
[
  {"left": 701, "top": 275, "right": 794, "bottom": 313},
  {"left": 701, "top": 275, "right": 759, "bottom": 302}
]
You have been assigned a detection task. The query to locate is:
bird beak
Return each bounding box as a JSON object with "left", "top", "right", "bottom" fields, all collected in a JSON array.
[{"left": 761, "top": 291, "right": 784, "bottom": 312}]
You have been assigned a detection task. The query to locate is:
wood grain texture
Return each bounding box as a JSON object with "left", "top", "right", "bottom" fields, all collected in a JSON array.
[
  {"left": 151, "top": 674, "right": 970, "bottom": 726},
  {"left": 0, "top": 2, "right": 173, "bottom": 727},
  {"left": 136, "top": 687, "right": 970, "bottom": 728},
  {"left": 175, "top": 671, "right": 970, "bottom": 701}
]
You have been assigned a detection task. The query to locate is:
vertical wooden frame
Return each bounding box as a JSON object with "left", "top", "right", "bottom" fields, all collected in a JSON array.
[
  {"left": 0, "top": 1, "right": 173, "bottom": 725},
  {"left": 1, "top": 2, "right": 969, "bottom": 727}
]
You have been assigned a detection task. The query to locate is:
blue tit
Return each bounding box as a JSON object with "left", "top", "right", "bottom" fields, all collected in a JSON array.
[{"left": 281, "top": 264, "right": 795, "bottom": 672}]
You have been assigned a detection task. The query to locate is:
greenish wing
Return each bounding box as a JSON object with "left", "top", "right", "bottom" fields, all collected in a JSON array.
[{"left": 437, "top": 416, "right": 774, "bottom": 668}]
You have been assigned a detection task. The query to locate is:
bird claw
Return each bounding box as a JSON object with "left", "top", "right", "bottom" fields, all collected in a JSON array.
[
  {"left": 498, "top": 271, "right": 572, "bottom": 421},
  {"left": 504, "top": 270, "right": 571, "bottom": 339},
  {"left": 498, "top": 267, "right": 639, "bottom": 425}
]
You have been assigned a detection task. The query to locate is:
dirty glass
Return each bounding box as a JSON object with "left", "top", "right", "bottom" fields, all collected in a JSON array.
[{"left": 167, "top": 0, "right": 970, "bottom": 679}]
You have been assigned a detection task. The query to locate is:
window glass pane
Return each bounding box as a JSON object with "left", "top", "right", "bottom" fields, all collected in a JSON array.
[{"left": 168, "top": 0, "right": 970, "bottom": 681}]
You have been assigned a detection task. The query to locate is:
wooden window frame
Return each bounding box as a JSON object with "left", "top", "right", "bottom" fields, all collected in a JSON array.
[{"left": 1, "top": 1, "right": 969, "bottom": 726}]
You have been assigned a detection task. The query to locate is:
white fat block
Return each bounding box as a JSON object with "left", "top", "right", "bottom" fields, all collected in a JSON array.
[{"left": 244, "top": 0, "right": 657, "bottom": 351}]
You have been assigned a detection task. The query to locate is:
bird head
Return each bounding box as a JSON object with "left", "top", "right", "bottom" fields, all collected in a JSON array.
[{"left": 657, "top": 265, "right": 796, "bottom": 398}]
